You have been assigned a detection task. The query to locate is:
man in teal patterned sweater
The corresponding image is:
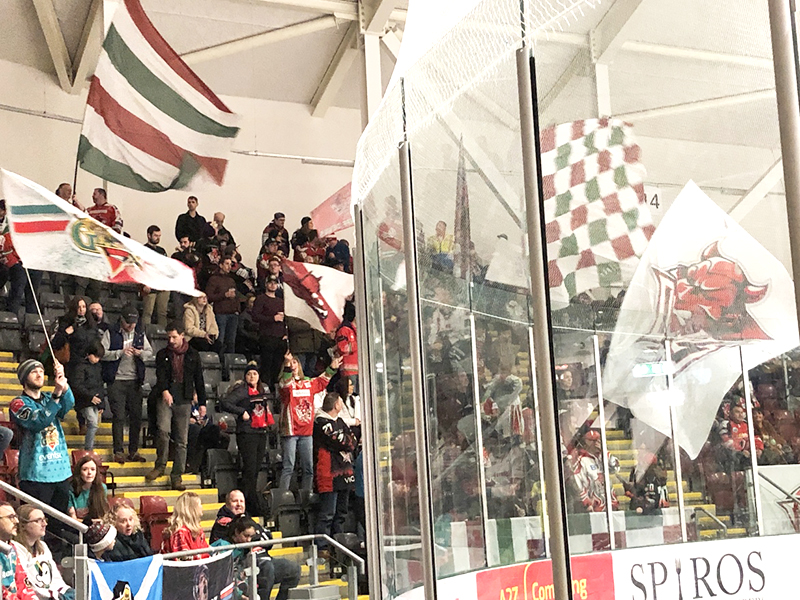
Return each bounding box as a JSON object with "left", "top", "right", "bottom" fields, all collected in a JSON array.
[{"left": 9, "top": 359, "right": 74, "bottom": 539}]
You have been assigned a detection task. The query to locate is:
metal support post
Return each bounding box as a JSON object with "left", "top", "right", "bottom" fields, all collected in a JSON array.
[
  {"left": 353, "top": 204, "right": 384, "bottom": 600},
  {"left": 74, "top": 543, "right": 88, "bottom": 600},
  {"left": 517, "top": 46, "right": 573, "bottom": 600},
  {"left": 769, "top": 0, "right": 800, "bottom": 325},
  {"left": 348, "top": 565, "right": 358, "bottom": 600},
  {"left": 310, "top": 543, "right": 320, "bottom": 586},
  {"left": 664, "top": 340, "right": 688, "bottom": 542},
  {"left": 468, "top": 313, "right": 491, "bottom": 559},
  {"left": 249, "top": 550, "right": 258, "bottom": 600},
  {"left": 399, "top": 133, "right": 438, "bottom": 599},
  {"left": 527, "top": 325, "right": 550, "bottom": 557},
  {"left": 593, "top": 335, "right": 615, "bottom": 549},
  {"left": 740, "top": 347, "right": 764, "bottom": 535}
]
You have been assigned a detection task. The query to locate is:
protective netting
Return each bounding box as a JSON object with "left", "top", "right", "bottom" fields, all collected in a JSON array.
[{"left": 352, "top": 0, "right": 601, "bottom": 211}]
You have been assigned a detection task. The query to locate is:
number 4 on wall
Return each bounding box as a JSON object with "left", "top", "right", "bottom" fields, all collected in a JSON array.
[{"left": 650, "top": 194, "right": 659, "bottom": 209}]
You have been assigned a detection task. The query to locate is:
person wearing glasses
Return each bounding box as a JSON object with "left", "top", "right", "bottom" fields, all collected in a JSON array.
[
  {"left": 13, "top": 505, "right": 73, "bottom": 600},
  {"left": 0, "top": 502, "right": 22, "bottom": 600}
]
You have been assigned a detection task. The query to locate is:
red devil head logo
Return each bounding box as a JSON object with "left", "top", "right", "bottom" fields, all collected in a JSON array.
[{"left": 654, "top": 241, "right": 770, "bottom": 341}]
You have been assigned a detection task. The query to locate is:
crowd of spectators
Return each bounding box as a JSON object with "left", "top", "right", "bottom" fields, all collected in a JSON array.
[{"left": 0, "top": 191, "right": 365, "bottom": 598}]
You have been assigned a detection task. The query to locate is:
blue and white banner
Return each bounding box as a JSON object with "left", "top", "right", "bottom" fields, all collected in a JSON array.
[{"left": 90, "top": 555, "right": 163, "bottom": 600}]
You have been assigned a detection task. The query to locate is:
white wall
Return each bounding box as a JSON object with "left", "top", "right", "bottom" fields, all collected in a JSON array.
[{"left": 0, "top": 59, "right": 360, "bottom": 265}]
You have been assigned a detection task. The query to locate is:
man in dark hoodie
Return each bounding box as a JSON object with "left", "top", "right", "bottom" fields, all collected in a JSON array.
[{"left": 209, "top": 490, "right": 300, "bottom": 600}]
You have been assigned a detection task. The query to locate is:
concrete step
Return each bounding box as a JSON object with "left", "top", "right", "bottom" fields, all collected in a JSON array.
[
  {"left": 114, "top": 474, "right": 202, "bottom": 488},
  {"left": 120, "top": 488, "right": 220, "bottom": 507}
]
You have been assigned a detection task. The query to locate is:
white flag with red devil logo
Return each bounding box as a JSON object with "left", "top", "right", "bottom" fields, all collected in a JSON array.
[
  {"left": 0, "top": 169, "right": 198, "bottom": 296},
  {"left": 603, "top": 181, "right": 799, "bottom": 459},
  {"left": 282, "top": 260, "right": 354, "bottom": 333}
]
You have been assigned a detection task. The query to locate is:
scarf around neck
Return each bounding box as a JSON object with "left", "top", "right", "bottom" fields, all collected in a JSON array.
[{"left": 168, "top": 339, "right": 189, "bottom": 383}]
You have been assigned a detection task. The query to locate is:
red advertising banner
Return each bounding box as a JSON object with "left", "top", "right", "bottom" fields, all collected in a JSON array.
[
  {"left": 476, "top": 554, "right": 614, "bottom": 600},
  {"left": 310, "top": 182, "right": 353, "bottom": 237}
]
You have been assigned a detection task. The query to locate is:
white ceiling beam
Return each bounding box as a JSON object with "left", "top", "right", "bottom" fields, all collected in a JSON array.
[
  {"left": 310, "top": 23, "right": 359, "bottom": 118},
  {"left": 31, "top": 0, "right": 74, "bottom": 92},
  {"left": 589, "top": 0, "right": 645, "bottom": 65},
  {"left": 469, "top": 88, "right": 518, "bottom": 131},
  {"left": 530, "top": 29, "right": 774, "bottom": 69},
  {"left": 364, "top": 0, "right": 398, "bottom": 34},
  {"left": 539, "top": 49, "right": 588, "bottom": 115},
  {"left": 246, "top": 0, "right": 407, "bottom": 23},
  {"left": 615, "top": 88, "right": 775, "bottom": 121},
  {"left": 181, "top": 16, "right": 339, "bottom": 65},
  {"left": 728, "top": 158, "right": 784, "bottom": 222},
  {"left": 71, "top": 0, "right": 104, "bottom": 92},
  {"left": 362, "top": 32, "right": 383, "bottom": 121},
  {"left": 381, "top": 29, "right": 401, "bottom": 59}
]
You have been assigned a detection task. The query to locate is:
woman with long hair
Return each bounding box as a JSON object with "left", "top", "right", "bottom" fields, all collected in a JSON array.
[
  {"left": 161, "top": 492, "right": 209, "bottom": 558},
  {"left": 183, "top": 293, "right": 221, "bottom": 353},
  {"left": 14, "top": 505, "right": 73, "bottom": 600},
  {"left": 51, "top": 295, "right": 99, "bottom": 375},
  {"left": 103, "top": 503, "right": 153, "bottom": 561},
  {"left": 68, "top": 455, "right": 109, "bottom": 520},
  {"left": 278, "top": 351, "right": 341, "bottom": 491},
  {"left": 221, "top": 363, "right": 274, "bottom": 513}
]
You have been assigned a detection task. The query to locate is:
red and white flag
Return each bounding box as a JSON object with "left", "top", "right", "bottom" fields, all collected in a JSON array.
[
  {"left": 281, "top": 260, "right": 354, "bottom": 333},
  {"left": 603, "top": 181, "right": 799, "bottom": 458},
  {"left": 310, "top": 183, "right": 353, "bottom": 238},
  {"left": 1, "top": 169, "right": 198, "bottom": 295}
]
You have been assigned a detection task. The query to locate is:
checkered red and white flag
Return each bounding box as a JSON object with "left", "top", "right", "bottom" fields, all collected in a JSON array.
[{"left": 542, "top": 118, "right": 654, "bottom": 304}]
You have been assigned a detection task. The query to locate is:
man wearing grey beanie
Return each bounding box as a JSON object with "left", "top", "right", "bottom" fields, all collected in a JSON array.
[{"left": 9, "top": 358, "right": 74, "bottom": 545}]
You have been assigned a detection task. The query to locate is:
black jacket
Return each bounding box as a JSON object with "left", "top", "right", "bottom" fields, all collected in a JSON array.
[
  {"left": 175, "top": 212, "right": 206, "bottom": 243},
  {"left": 71, "top": 358, "right": 105, "bottom": 411},
  {"left": 104, "top": 531, "right": 154, "bottom": 561},
  {"left": 313, "top": 413, "right": 356, "bottom": 493},
  {"left": 220, "top": 382, "right": 273, "bottom": 435},
  {"left": 209, "top": 505, "right": 273, "bottom": 557},
  {"left": 154, "top": 344, "right": 206, "bottom": 405}
]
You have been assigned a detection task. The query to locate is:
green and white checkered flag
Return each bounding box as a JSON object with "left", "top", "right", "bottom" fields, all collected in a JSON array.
[{"left": 541, "top": 118, "right": 654, "bottom": 303}]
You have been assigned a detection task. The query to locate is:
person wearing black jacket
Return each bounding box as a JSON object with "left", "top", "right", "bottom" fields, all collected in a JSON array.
[
  {"left": 146, "top": 321, "right": 206, "bottom": 491},
  {"left": 70, "top": 342, "right": 106, "bottom": 451},
  {"left": 209, "top": 491, "right": 300, "bottom": 600},
  {"left": 174, "top": 196, "right": 206, "bottom": 244},
  {"left": 220, "top": 363, "right": 274, "bottom": 512},
  {"left": 313, "top": 392, "right": 357, "bottom": 553},
  {"left": 103, "top": 503, "right": 153, "bottom": 562}
]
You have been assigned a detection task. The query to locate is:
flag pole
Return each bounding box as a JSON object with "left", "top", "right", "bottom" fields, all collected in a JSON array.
[{"left": 23, "top": 267, "right": 56, "bottom": 362}]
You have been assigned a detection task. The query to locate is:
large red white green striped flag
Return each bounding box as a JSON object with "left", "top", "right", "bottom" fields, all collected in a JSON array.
[
  {"left": 1, "top": 169, "right": 198, "bottom": 295},
  {"left": 78, "top": 0, "right": 240, "bottom": 192}
]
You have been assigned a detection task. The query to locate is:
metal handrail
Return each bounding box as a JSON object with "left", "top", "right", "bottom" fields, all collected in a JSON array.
[
  {"left": 0, "top": 480, "right": 88, "bottom": 535},
  {"left": 161, "top": 533, "right": 365, "bottom": 572},
  {"left": 693, "top": 506, "right": 728, "bottom": 538},
  {"left": 0, "top": 541, "right": 11, "bottom": 555}
]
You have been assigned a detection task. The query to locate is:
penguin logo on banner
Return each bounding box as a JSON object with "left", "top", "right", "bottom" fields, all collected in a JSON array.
[{"left": 90, "top": 555, "right": 163, "bottom": 600}]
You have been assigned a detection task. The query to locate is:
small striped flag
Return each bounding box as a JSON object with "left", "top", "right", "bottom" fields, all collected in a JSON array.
[
  {"left": 1, "top": 169, "right": 198, "bottom": 295},
  {"left": 78, "top": 0, "right": 240, "bottom": 192}
]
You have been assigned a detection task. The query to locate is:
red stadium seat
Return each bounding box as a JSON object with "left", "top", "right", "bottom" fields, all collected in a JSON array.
[
  {"left": 140, "top": 495, "right": 171, "bottom": 552},
  {"left": 0, "top": 449, "right": 20, "bottom": 485},
  {"left": 108, "top": 496, "right": 135, "bottom": 511}
]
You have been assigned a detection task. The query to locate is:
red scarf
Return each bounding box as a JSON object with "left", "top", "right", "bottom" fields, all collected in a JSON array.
[{"left": 168, "top": 339, "right": 189, "bottom": 383}]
